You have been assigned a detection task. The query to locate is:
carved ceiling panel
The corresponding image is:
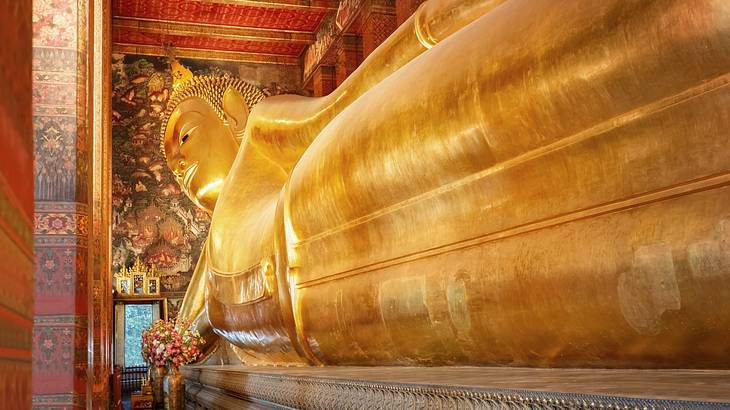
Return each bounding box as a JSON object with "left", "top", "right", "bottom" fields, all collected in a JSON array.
[
  {"left": 113, "top": 0, "right": 328, "bottom": 31},
  {"left": 112, "top": 0, "right": 339, "bottom": 63}
]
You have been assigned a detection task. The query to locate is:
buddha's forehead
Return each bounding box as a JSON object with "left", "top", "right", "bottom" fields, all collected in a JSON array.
[
  {"left": 174, "top": 96, "right": 217, "bottom": 120},
  {"left": 165, "top": 98, "right": 213, "bottom": 134}
]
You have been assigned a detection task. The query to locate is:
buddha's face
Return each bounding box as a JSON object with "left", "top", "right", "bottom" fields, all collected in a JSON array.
[{"left": 163, "top": 97, "right": 239, "bottom": 214}]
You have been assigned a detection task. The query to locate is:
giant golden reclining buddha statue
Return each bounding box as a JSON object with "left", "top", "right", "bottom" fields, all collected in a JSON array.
[{"left": 161, "top": 0, "right": 730, "bottom": 368}]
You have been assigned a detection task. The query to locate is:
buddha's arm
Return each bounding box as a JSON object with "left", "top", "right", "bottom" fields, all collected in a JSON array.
[
  {"left": 244, "top": 0, "right": 509, "bottom": 175},
  {"left": 178, "top": 238, "right": 218, "bottom": 359},
  {"left": 178, "top": 239, "right": 208, "bottom": 322}
]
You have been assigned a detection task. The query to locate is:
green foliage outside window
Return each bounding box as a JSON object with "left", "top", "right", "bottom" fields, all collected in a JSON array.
[{"left": 124, "top": 304, "right": 154, "bottom": 367}]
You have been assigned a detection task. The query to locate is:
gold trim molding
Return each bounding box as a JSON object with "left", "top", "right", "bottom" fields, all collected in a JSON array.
[
  {"left": 112, "top": 43, "right": 301, "bottom": 65},
  {"left": 193, "top": 0, "right": 339, "bottom": 11}
]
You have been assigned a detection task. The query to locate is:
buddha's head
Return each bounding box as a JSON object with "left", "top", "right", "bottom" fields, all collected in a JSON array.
[{"left": 160, "top": 60, "right": 264, "bottom": 213}]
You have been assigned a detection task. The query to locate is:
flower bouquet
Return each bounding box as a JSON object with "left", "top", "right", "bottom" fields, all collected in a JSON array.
[
  {"left": 141, "top": 319, "right": 203, "bottom": 368},
  {"left": 141, "top": 319, "right": 203, "bottom": 408}
]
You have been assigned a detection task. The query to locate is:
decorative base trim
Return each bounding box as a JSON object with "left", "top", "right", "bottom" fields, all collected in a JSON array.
[
  {"left": 182, "top": 366, "right": 730, "bottom": 409},
  {"left": 32, "top": 393, "right": 85, "bottom": 409}
]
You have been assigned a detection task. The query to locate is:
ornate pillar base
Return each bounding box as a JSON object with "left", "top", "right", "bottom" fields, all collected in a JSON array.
[{"left": 183, "top": 365, "right": 730, "bottom": 409}]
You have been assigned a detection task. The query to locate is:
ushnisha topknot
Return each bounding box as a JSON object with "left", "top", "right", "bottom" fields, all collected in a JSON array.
[{"left": 159, "top": 59, "right": 265, "bottom": 159}]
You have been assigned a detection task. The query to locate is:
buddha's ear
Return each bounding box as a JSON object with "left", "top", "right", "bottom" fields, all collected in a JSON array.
[{"left": 222, "top": 86, "right": 249, "bottom": 137}]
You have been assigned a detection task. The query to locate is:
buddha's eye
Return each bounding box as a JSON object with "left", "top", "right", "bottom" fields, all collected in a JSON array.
[{"left": 181, "top": 133, "right": 189, "bottom": 144}]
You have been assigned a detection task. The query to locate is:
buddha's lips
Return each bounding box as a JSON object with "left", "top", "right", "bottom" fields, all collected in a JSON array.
[{"left": 182, "top": 162, "right": 198, "bottom": 191}]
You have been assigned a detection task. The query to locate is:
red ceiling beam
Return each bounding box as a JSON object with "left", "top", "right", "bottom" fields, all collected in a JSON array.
[{"left": 113, "top": 17, "right": 315, "bottom": 43}]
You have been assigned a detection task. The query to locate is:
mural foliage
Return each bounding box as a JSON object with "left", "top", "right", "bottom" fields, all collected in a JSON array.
[{"left": 111, "top": 54, "right": 301, "bottom": 317}]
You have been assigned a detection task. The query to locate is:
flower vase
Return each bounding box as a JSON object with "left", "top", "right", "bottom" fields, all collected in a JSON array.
[
  {"left": 165, "top": 365, "right": 184, "bottom": 410},
  {"left": 150, "top": 365, "right": 167, "bottom": 407}
]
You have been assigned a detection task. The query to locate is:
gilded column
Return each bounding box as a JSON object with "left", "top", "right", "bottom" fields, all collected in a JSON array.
[{"left": 88, "top": 0, "right": 113, "bottom": 407}]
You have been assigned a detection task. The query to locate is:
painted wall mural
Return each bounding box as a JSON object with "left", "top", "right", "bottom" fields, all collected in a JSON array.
[{"left": 111, "top": 54, "right": 303, "bottom": 317}]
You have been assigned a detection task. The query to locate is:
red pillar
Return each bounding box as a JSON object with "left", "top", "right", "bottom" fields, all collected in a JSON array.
[
  {"left": 0, "top": 0, "right": 34, "bottom": 409},
  {"left": 396, "top": 0, "right": 426, "bottom": 27},
  {"left": 312, "top": 65, "right": 337, "bottom": 97},
  {"left": 361, "top": 5, "right": 397, "bottom": 58},
  {"left": 336, "top": 34, "right": 363, "bottom": 86}
]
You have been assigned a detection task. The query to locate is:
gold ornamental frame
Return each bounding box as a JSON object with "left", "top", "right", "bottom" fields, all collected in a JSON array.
[{"left": 114, "top": 257, "right": 160, "bottom": 297}]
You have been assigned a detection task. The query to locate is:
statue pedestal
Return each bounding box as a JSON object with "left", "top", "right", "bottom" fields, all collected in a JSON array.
[{"left": 182, "top": 365, "right": 730, "bottom": 409}]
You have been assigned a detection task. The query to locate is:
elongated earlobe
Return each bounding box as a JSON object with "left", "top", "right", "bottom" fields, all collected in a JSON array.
[{"left": 222, "top": 87, "right": 250, "bottom": 140}]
